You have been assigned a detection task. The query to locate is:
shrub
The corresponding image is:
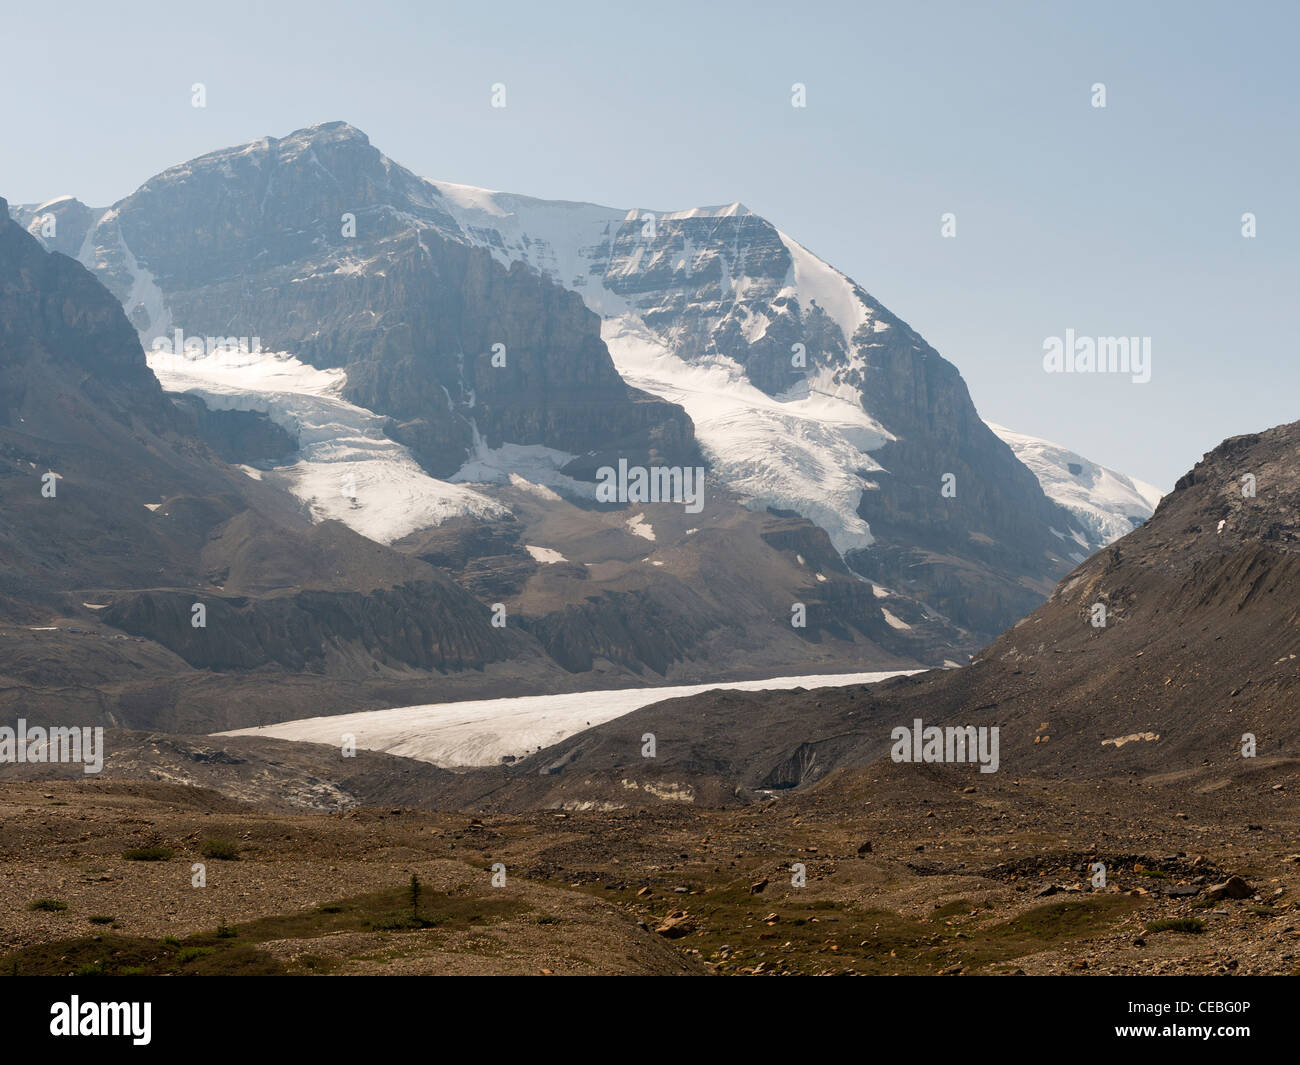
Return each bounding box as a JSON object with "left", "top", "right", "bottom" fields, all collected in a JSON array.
[
  {"left": 28, "top": 898, "right": 68, "bottom": 912},
  {"left": 1145, "top": 917, "right": 1204, "bottom": 934},
  {"left": 123, "top": 846, "right": 173, "bottom": 861},
  {"left": 199, "top": 839, "right": 240, "bottom": 861}
]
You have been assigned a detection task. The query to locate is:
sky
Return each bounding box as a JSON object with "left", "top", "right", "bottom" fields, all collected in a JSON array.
[{"left": 4, "top": 0, "right": 1296, "bottom": 489}]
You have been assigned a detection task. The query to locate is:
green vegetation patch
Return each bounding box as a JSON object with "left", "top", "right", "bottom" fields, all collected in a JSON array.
[
  {"left": 122, "top": 847, "right": 173, "bottom": 862},
  {"left": 2, "top": 883, "right": 530, "bottom": 976},
  {"left": 1145, "top": 917, "right": 1204, "bottom": 934}
]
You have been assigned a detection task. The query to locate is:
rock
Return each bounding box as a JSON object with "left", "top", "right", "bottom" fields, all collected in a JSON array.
[
  {"left": 1205, "top": 876, "right": 1253, "bottom": 900},
  {"left": 749, "top": 878, "right": 769, "bottom": 894},
  {"left": 856, "top": 842, "right": 872, "bottom": 854},
  {"left": 1166, "top": 884, "right": 1201, "bottom": 898},
  {"left": 654, "top": 911, "right": 695, "bottom": 938}
]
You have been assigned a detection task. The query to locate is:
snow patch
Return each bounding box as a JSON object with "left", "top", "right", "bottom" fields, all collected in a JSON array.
[
  {"left": 148, "top": 348, "right": 508, "bottom": 543},
  {"left": 776, "top": 230, "right": 871, "bottom": 346},
  {"left": 986, "top": 421, "right": 1163, "bottom": 547},
  {"left": 219, "top": 670, "right": 919, "bottom": 767},
  {"left": 602, "top": 314, "right": 885, "bottom": 554},
  {"left": 625, "top": 512, "right": 655, "bottom": 541}
]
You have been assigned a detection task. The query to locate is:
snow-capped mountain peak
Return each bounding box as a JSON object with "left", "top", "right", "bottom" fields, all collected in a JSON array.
[{"left": 986, "top": 422, "right": 1163, "bottom": 547}]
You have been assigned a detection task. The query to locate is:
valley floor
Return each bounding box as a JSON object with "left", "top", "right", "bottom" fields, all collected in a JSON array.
[{"left": 2, "top": 760, "right": 1295, "bottom": 976}]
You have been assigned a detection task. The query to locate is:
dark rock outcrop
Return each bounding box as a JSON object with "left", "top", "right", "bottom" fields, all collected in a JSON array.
[
  {"left": 171, "top": 394, "right": 297, "bottom": 465},
  {"left": 101, "top": 580, "right": 520, "bottom": 673}
]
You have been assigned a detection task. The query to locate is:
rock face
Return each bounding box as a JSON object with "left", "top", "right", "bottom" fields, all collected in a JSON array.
[
  {"left": 101, "top": 580, "right": 519, "bottom": 672},
  {"left": 0, "top": 195, "right": 168, "bottom": 410},
  {"left": 171, "top": 394, "right": 296, "bottom": 465},
  {"left": 71, "top": 122, "right": 698, "bottom": 478},
  {"left": 8, "top": 196, "right": 98, "bottom": 259}
]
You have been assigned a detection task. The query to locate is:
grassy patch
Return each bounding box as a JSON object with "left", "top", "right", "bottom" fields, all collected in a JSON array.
[
  {"left": 199, "top": 839, "right": 240, "bottom": 861},
  {"left": 1145, "top": 917, "right": 1205, "bottom": 934},
  {"left": 293, "top": 953, "right": 339, "bottom": 973},
  {"left": 123, "top": 846, "right": 173, "bottom": 862},
  {"left": 28, "top": 898, "right": 68, "bottom": 912},
  {"left": 0, "top": 883, "right": 529, "bottom": 977},
  {"left": 0, "top": 935, "right": 284, "bottom": 977},
  {"left": 630, "top": 877, "right": 1142, "bottom": 976},
  {"left": 87, "top": 915, "right": 114, "bottom": 925}
]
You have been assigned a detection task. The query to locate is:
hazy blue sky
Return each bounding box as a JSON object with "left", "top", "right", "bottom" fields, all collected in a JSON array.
[{"left": 5, "top": 0, "right": 1296, "bottom": 488}]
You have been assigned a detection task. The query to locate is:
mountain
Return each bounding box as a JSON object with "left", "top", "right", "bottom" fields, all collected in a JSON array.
[
  {"left": 986, "top": 422, "right": 1163, "bottom": 548},
  {"left": 59, "top": 123, "right": 697, "bottom": 479},
  {"left": 424, "top": 179, "right": 1107, "bottom": 638},
  {"left": 0, "top": 190, "right": 949, "bottom": 730},
  {"left": 0, "top": 193, "right": 571, "bottom": 730},
  {"left": 10, "top": 120, "right": 1156, "bottom": 674},
  {"left": 421, "top": 418, "right": 1300, "bottom": 811}
]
